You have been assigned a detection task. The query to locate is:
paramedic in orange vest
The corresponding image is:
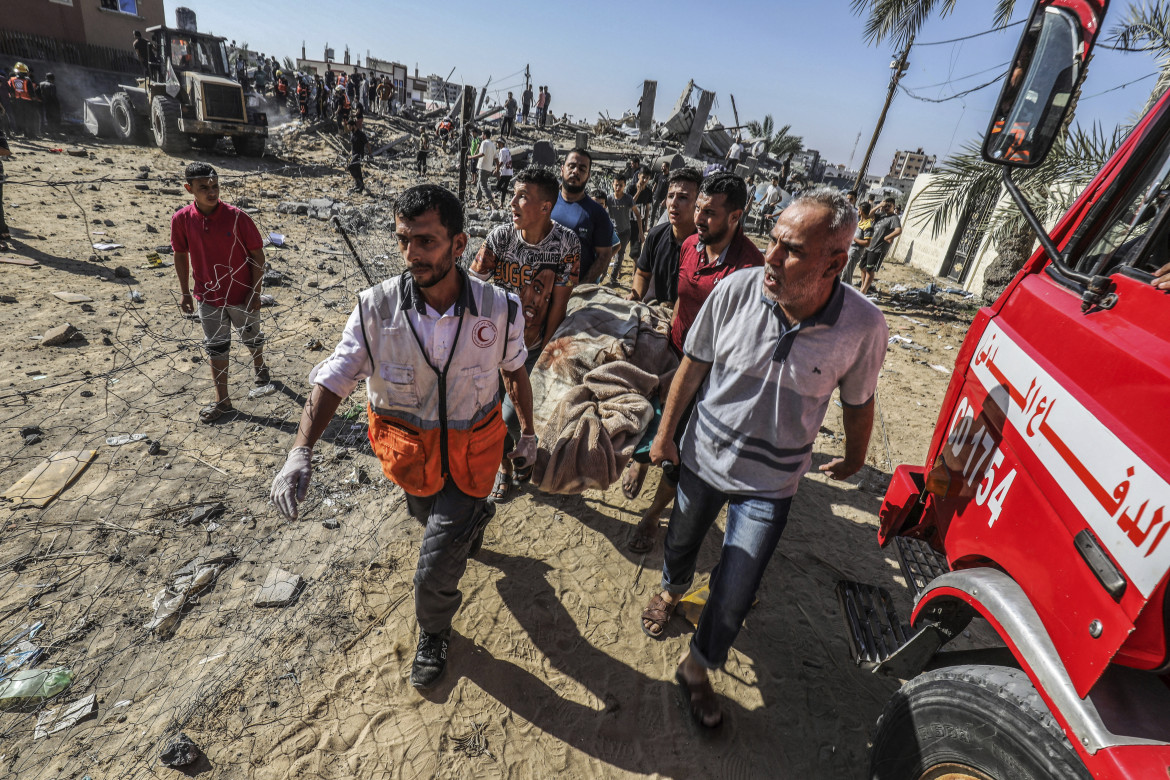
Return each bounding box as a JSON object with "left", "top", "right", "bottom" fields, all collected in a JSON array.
[
  {"left": 8, "top": 63, "right": 38, "bottom": 139},
  {"left": 270, "top": 184, "right": 534, "bottom": 689}
]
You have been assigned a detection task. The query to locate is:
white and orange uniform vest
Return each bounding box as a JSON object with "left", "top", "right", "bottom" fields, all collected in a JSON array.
[
  {"left": 309, "top": 268, "right": 527, "bottom": 499},
  {"left": 9, "top": 76, "right": 33, "bottom": 100}
]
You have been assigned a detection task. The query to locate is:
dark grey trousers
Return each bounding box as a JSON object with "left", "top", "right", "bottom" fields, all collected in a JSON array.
[{"left": 406, "top": 482, "right": 494, "bottom": 634}]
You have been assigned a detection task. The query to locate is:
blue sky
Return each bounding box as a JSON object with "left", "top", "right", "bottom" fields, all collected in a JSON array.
[{"left": 183, "top": 0, "right": 1158, "bottom": 170}]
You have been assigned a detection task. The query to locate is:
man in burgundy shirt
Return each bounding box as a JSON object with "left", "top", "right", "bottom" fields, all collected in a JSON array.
[
  {"left": 171, "top": 162, "right": 270, "bottom": 423},
  {"left": 627, "top": 173, "right": 763, "bottom": 552}
]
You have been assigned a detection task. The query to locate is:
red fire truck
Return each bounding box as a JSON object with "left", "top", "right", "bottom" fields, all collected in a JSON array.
[{"left": 837, "top": 1, "right": 1170, "bottom": 777}]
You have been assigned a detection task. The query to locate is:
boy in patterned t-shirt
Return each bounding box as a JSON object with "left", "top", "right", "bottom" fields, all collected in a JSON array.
[{"left": 470, "top": 166, "right": 580, "bottom": 500}]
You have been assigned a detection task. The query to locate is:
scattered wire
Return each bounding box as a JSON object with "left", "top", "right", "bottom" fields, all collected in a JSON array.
[{"left": 905, "top": 60, "right": 1010, "bottom": 91}]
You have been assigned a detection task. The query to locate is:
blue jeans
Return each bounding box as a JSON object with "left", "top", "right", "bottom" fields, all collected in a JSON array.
[{"left": 662, "top": 464, "right": 792, "bottom": 669}]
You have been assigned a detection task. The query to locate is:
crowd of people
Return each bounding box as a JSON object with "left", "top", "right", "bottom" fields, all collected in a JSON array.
[
  {"left": 166, "top": 144, "right": 892, "bottom": 729},
  {"left": 1, "top": 63, "right": 60, "bottom": 140}
]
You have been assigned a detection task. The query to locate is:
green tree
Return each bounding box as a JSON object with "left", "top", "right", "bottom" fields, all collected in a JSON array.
[
  {"left": 851, "top": 0, "right": 1016, "bottom": 46},
  {"left": 745, "top": 114, "right": 803, "bottom": 159},
  {"left": 1110, "top": 0, "right": 1170, "bottom": 114},
  {"left": 912, "top": 124, "right": 1122, "bottom": 301}
]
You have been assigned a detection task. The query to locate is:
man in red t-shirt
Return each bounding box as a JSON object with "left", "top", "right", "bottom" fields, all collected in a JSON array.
[
  {"left": 626, "top": 173, "right": 764, "bottom": 553},
  {"left": 171, "top": 162, "right": 269, "bottom": 423}
]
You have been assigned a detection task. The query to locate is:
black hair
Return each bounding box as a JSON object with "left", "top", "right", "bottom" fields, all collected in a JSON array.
[
  {"left": 858, "top": 201, "right": 872, "bottom": 216},
  {"left": 514, "top": 166, "right": 560, "bottom": 205},
  {"left": 184, "top": 161, "right": 217, "bottom": 182},
  {"left": 613, "top": 172, "right": 627, "bottom": 183},
  {"left": 882, "top": 197, "right": 896, "bottom": 205},
  {"left": 566, "top": 147, "right": 592, "bottom": 164},
  {"left": 134, "top": 30, "right": 142, "bottom": 37},
  {"left": 396, "top": 184, "right": 464, "bottom": 238},
  {"left": 591, "top": 189, "right": 607, "bottom": 200},
  {"left": 667, "top": 166, "right": 704, "bottom": 190},
  {"left": 699, "top": 173, "right": 748, "bottom": 212},
  {"left": 847, "top": 190, "right": 858, "bottom": 198}
]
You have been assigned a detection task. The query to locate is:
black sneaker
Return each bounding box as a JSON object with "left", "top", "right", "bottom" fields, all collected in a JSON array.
[{"left": 411, "top": 627, "right": 451, "bottom": 689}]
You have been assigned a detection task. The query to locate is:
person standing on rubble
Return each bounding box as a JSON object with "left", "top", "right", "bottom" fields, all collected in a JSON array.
[
  {"left": 542, "top": 87, "right": 552, "bottom": 127},
  {"left": 551, "top": 148, "right": 614, "bottom": 284},
  {"left": 637, "top": 189, "right": 886, "bottom": 729},
  {"left": 38, "top": 73, "right": 59, "bottom": 135},
  {"left": 469, "top": 132, "right": 497, "bottom": 212},
  {"left": 536, "top": 86, "right": 548, "bottom": 128},
  {"left": 347, "top": 118, "right": 368, "bottom": 194},
  {"left": 469, "top": 167, "right": 580, "bottom": 501},
  {"left": 605, "top": 173, "right": 635, "bottom": 284},
  {"left": 171, "top": 162, "right": 271, "bottom": 424},
  {"left": 522, "top": 84, "right": 533, "bottom": 125},
  {"left": 416, "top": 130, "right": 430, "bottom": 176},
  {"left": 271, "top": 184, "right": 535, "bottom": 689},
  {"left": 494, "top": 136, "right": 513, "bottom": 208},
  {"left": 502, "top": 91, "right": 518, "bottom": 137}
]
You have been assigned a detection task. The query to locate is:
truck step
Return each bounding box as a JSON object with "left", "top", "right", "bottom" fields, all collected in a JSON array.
[
  {"left": 835, "top": 580, "right": 912, "bottom": 668},
  {"left": 893, "top": 536, "right": 949, "bottom": 596}
]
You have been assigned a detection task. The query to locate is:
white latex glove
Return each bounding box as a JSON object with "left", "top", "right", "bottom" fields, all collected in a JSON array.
[
  {"left": 507, "top": 433, "right": 538, "bottom": 471},
  {"left": 271, "top": 446, "right": 312, "bottom": 519}
]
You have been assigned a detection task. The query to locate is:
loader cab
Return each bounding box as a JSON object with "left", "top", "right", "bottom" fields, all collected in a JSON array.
[{"left": 147, "top": 26, "right": 231, "bottom": 81}]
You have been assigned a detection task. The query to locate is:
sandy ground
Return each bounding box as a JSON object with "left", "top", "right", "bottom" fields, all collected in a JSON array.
[{"left": 0, "top": 117, "right": 979, "bottom": 779}]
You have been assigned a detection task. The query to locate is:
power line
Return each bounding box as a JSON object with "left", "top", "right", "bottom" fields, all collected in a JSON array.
[
  {"left": 898, "top": 72, "right": 1006, "bottom": 103},
  {"left": 906, "top": 61, "right": 1010, "bottom": 90},
  {"left": 916, "top": 19, "right": 1025, "bottom": 46},
  {"left": 1081, "top": 71, "right": 1158, "bottom": 99}
]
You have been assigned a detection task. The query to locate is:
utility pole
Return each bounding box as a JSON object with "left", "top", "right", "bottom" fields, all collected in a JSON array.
[
  {"left": 853, "top": 34, "right": 914, "bottom": 195},
  {"left": 525, "top": 64, "right": 530, "bottom": 93},
  {"left": 457, "top": 84, "right": 476, "bottom": 203}
]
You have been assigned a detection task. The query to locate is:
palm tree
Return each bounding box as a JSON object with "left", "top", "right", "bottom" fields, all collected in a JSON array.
[
  {"left": 1110, "top": 0, "right": 1170, "bottom": 114},
  {"left": 912, "top": 124, "right": 1122, "bottom": 301},
  {"left": 745, "top": 114, "right": 803, "bottom": 159},
  {"left": 851, "top": 0, "right": 1016, "bottom": 46}
]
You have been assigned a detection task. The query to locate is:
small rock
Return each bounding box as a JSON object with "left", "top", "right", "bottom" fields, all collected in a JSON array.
[
  {"left": 262, "top": 270, "right": 284, "bottom": 286},
  {"left": 307, "top": 280, "right": 318, "bottom": 288},
  {"left": 160, "top": 733, "right": 201, "bottom": 767},
  {"left": 128, "top": 290, "right": 144, "bottom": 303},
  {"left": 20, "top": 426, "right": 42, "bottom": 437},
  {"left": 80, "top": 303, "right": 95, "bottom": 312},
  {"left": 148, "top": 440, "right": 161, "bottom": 455},
  {"left": 145, "top": 224, "right": 159, "bottom": 234},
  {"left": 56, "top": 214, "right": 67, "bottom": 219},
  {"left": 103, "top": 219, "right": 114, "bottom": 227},
  {"left": 322, "top": 518, "right": 340, "bottom": 530},
  {"left": 80, "top": 390, "right": 94, "bottom": 397},
  {"left": 114, "top": 266, "right": 130, "bottom": 278},
  {"left": 160, "top": 187, "right": 183, "bottom": 196},
  {"left": 66, "top": 148, "right": 88, "bottom": 157},
  {"left": 101, "top": 157, "right": 114, "bottom": 164},
  {"left": 134, "top": 184, "right": 149, "bottom": 191},
  {"left": 23, "top": 433, "right": 42, "bottom": 446},
  {"left": 305, "top": 339, "right": 323, "bottom": 351},
  {"left": 41, "top": 323, "right": 78, "bottom": 347}
]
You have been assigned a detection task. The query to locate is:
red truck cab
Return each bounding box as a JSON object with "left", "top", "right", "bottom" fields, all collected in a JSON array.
[{"left": 839, "top": 1, "right": 1170, "bottom": 777}]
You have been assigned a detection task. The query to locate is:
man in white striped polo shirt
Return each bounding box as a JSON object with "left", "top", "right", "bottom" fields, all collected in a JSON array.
[{"left": 638, "top": 188, "right": 888, "bottom": 728}]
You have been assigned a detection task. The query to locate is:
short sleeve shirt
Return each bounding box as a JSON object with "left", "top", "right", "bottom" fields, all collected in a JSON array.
[
  {"left": 850, "top": 217, "right": 874, "bottom": 258},
  {"left": 682, "top": 269, "right": 888, "bottom": 498},
  {"left": 635, "top": 222, "right": 688, "bottom": 304},
  {"left": 477, "top": 138, "right": 497, "bottom": 172},
  {"left": 670, "top": 232, "right": 765, "bottom": 354},
  {"left": 481, "top": 221, "right": 581, "bottom": 292},
  {"left": 607, "top": 193, "right": 634, "bottom": 234},
  {"left": 551, "top": 193, "right": 614, "bottom": 280},
  {"left": 170, "top": 201, "right": 263, "bottom": 307},
  {"left": 497, "top": 147, "right": 513, "bottom": 176},
  {"left": 868, "top": 214, "right": 901, "bottom": 257}
]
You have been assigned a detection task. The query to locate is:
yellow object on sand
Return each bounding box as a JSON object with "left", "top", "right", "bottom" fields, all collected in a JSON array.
[
  {"left": 676, "top": 585, "right": 709, "bottom": 627},
  {"left": 2, "top": 450, "right": 98, "bottom": 508}
]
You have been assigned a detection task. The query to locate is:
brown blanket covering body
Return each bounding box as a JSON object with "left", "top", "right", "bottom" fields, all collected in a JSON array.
[{"left": 530, "top": 285, "right": 678, "bottom": 494}]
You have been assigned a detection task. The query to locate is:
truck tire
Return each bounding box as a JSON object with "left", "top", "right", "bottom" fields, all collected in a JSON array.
[
  {"left": 110, "top": 93, "right": 145, "bottom": 144},
  {"left": 233, "top": 134, "right": 266, "bottom": 157},
  {"left": 151, "top": 96, "right": 185, "bottom": 154},
  {"left": 870, "top": 665, "right": 1091, "bottom": 780}
]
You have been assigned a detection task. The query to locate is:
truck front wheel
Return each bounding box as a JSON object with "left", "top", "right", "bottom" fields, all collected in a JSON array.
[
  {"left": 151, "top": 96, "right": 185, "bottom": 154},
  {"left": 870, "top": 665, "right": 1090, "bottom": 780},
  {"left": 110, "top": 93, "right": 145, "bottom": 143}
]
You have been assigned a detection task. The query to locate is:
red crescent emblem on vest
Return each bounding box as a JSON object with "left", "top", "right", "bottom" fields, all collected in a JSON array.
[{"left": 472, "top": 320, "right": 498, "bottom": 348}]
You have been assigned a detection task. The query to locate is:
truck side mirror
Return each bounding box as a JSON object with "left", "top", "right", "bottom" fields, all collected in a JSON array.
[{"left": 982, "top": 0, "right": 1101, "bottom": 168}]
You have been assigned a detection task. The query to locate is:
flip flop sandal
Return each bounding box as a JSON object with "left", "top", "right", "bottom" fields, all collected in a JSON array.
[
  {"left": 621, "top": 461, "right": 648, "bottom": 500},
  {"left": 198, "top": 402, "right": 233, "bottom": 423},
  {"left": 488, "top": 471, "right": 513, "bottom": 503},
  {"left": 675, "top": 670, "right": 723, "bottom": 729},
  {"left": 640, "top": 593, "right": 677, "bottom": 639},
  {"left": 628, "top": 524, "right": 657, "bottom": 555}
]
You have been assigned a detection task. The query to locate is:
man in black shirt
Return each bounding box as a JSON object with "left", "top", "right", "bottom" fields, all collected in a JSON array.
[
  {"left": 628, "top": 167, "right": 701, "bottom": 304},
  {"left": 39, "top": 73, "right": 59, "bottom": 134},
  {"left": 133, "top": 31, "right": 153, "bottom": 79},
  {"left": 650, "top": 161, "right": 671, "bottom": 225},
  {"left": 347, "top": 119, "right": 367, "bottom": 193}
]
